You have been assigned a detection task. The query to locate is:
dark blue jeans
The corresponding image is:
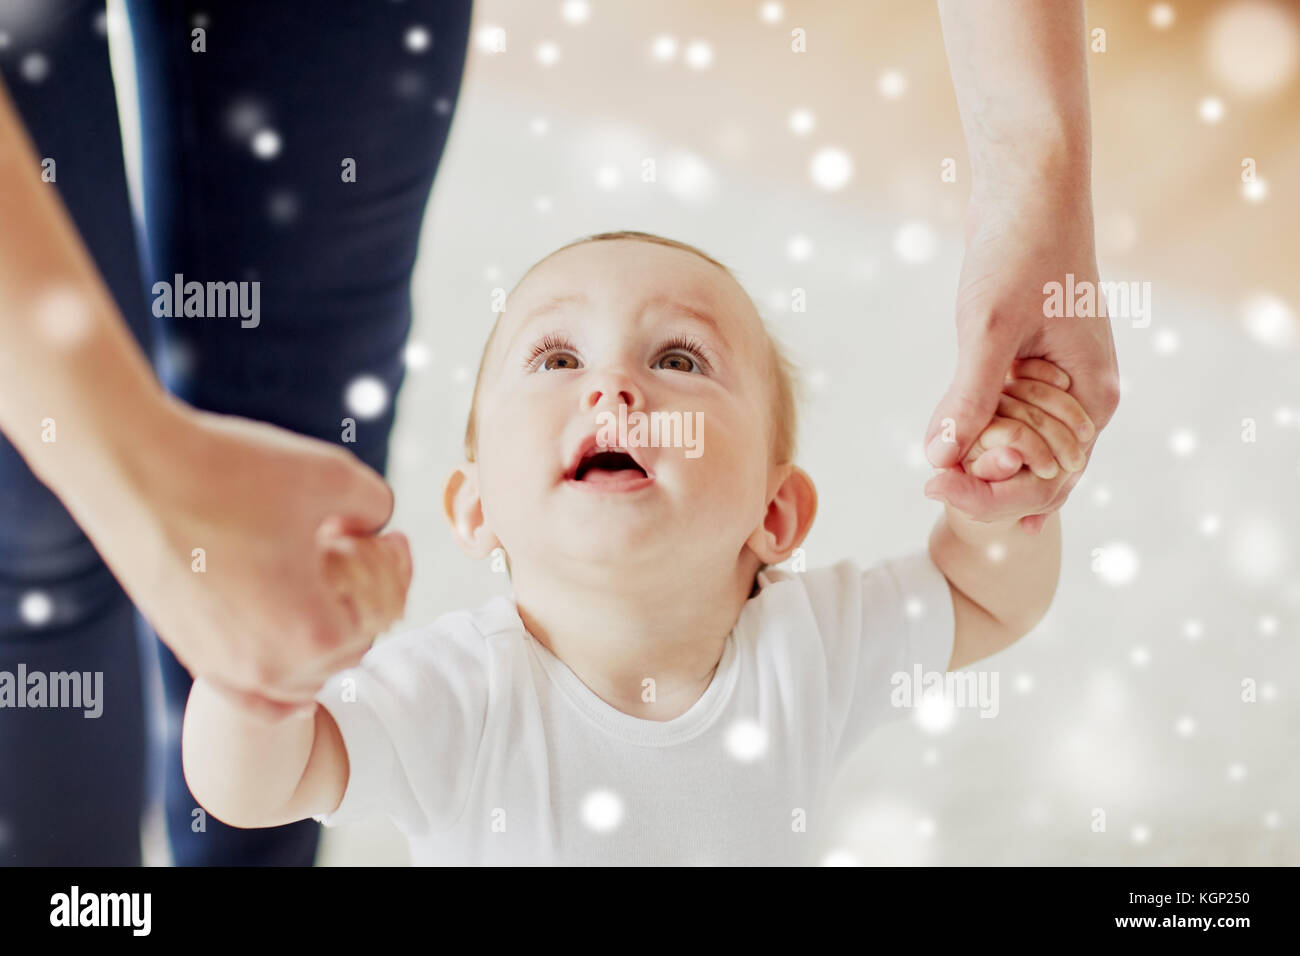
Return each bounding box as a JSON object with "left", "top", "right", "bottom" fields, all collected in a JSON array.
[{"left": 0, "top": 0, "right": 471, "bottom": 865}]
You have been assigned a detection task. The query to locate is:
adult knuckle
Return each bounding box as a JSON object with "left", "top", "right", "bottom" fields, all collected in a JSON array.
[
  {"left": 1099, "top": 375, "right": 1121, "bottom": 415},
  {"left": 320, "top": 452, "right": 357, "bottom": 489}
]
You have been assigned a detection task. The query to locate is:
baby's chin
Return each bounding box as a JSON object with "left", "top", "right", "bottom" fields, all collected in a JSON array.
[{"left": 503, "top": 517, "right": 708, "bottom": 575}]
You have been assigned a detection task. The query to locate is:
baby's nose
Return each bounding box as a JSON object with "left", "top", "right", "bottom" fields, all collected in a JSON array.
[{"left": 584, "top": 372, "right": 641, "bottom": 411}]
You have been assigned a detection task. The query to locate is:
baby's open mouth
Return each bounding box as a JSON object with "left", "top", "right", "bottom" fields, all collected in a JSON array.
[{"left": 572, "top": 449, "right": 649, "bottom": 483}]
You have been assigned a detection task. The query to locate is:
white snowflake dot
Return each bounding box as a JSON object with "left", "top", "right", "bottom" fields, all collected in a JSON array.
[
  {"left": 650, "top": 34, "right": 677, "bottom": 62},
  {"left": 561, "top": 1, "right": 591, "bottom": 25},
  {"left": 404, "top": 342, "right": 430, "bottom": 369},
  {"left": 21, "top": 53, "right": 51, "bottom": 84},
  {"left": 788, "top": 108, "right": 815, "bottom": 136},
  {"left": 785, "top": 234, "right": 814, "bottom": 263},
  {"left": 251, "top": 129, "right": 281, "bottom": 159},
  {"left": 595, "top": 165, "right": 621, "bottom": 190},
  {"left": 725, "top": 720, "right": 768, "bottom": 761},
  {"left": 1241, "top": 294, "right": 1297, "bottom": 350},
  {"left": 476, "top": 25, "right": 507, "bottom": 54},
  {"left": 1198, "top": 96, "right": 1225, "bottom": 123},
  {"left": 580, "top": 789, "right": 623, "bottom": 833},
  {"left": 1168, "top": 428, "right": 1197, "bottom": 457},
  {"left": 1149, "top": 4, "right": 1176, "bottom": 30},
  {"left": 820, "top": 849, "right": 862, "bottom": 866},
  {"left": 20, "top": 591, "right": 54, "bottom": 627},
  {"left": 879, "top": 69, "right": 907, "bottom": 99},
  {"left": 1093, "top": 541, "right": 1140, "bottom": 586},
  {"left": 405, "top": 26, "right": 431, "bottom": 53},
  {"left": 916, "top": 691, "right": 956, "bottom": 734},
  {"left": 1152, "top": 328, "right": 1180, "bottom": 354},
  {"left": 893, "top": 220, "right": 938, "bottom": 265},
  {"left": 809, "top": 146, "right": 853, "bottom": 191},
  {"left": 1242, "top": 178, "right": 1268, "bottom": 203},
  {"left": 536, "top": 41, "right": 560, "bottom": 67},
  {"left": 345, "top": 376, "right": 388, "bottom": 420},
  {"left": 684, "top": 40, "right": 714, "bottom": 70}
]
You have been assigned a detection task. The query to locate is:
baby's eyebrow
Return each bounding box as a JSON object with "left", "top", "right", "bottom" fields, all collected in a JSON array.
[
  {"left": 523, "top": 292, "right": 590, "bottom": 324},
  {"left": 640, "top": 293, "right": 726, "bottom": 341},
  {"left": 502, "top": 290, "right": 730, "bottom": 360}
]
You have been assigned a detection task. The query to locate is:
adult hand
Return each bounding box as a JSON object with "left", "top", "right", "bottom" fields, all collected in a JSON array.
[
  {"left": 94, "top": 399, "right": 413, "bottom": 719},
  {"left": 922, "top": 193, "right": 1120, "bottom": 533}
]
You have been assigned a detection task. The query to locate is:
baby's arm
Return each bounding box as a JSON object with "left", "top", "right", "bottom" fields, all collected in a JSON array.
[
  {"left": 181, "top": 530, "right": 409, "bottom": 826},
  {"left": 928, "top": 358, "right": 1091, "bottom": 669},
  {"left": 182, "top": 678, "right": 348, "bottom": 828}
]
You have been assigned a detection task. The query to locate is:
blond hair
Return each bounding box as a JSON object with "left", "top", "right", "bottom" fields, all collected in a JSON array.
[{"left": 463, "top": 230, "right": 801, "bottom": 468}]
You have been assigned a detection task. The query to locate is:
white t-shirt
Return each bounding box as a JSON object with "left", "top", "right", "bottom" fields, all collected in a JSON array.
[{"left": 313, "top": 551, "right": 955, "bottom": 866}]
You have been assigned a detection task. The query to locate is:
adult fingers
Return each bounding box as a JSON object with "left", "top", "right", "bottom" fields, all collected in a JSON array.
[
  {"left": 1002, "top": 378, "right": 1094, "bottom": 443},
  {"left": 316, "top": 451, "right": 396, "bottom": 536},
  {"left": 1006, "top": 357, "right": 1071, "bottom": 390}
]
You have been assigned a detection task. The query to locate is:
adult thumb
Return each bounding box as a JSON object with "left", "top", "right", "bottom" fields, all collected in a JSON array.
[
  {"left": 925, "top": 330, "right": 1017, "bottom": 468},
  {"left": 320, "top": 456, "right": 396, "bottom": 537}
]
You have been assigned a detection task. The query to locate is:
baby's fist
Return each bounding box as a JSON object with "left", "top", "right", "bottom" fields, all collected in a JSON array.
[{"left": 961, "top": 358, "right": 1096, "bottom": 483}]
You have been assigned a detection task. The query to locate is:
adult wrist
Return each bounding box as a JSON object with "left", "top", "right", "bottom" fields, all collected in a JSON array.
[{"left": 967, "top": 130, "right": 1093, "bottom": 223}]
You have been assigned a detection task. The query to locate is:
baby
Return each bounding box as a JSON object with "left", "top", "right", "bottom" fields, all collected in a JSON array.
[{"left": 182, "top": 230, "right": 1093, "bottom": 865}]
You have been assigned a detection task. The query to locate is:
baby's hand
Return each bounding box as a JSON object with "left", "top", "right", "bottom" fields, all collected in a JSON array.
[{"left": 960, "top": 358, "right": 1096, "bottom": 484}]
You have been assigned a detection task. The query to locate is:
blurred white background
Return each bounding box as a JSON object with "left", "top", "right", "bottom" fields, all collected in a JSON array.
[{"left": 105, "top": 0, "right": 1299, "bottom": 864}]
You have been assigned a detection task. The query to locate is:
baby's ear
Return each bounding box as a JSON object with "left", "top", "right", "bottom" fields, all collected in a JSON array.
[
  {"left": 745, "top": 465, "right": 818, "bottom": 565},
  {"left": 442, "top": 463, "right": 500, "bottom": 559}
]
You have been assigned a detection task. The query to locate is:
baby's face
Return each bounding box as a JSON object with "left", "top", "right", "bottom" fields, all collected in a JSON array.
[{"left": 470, "top": 240, "right": 777, "bottom": 576}]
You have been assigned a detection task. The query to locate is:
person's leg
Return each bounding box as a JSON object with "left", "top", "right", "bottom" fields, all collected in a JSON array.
[
  {"left": 126, "top": 0, "right": 473, "bottom": 865},
  {"left": 0, "top": 0, "right": 152, "bottom": 865}
]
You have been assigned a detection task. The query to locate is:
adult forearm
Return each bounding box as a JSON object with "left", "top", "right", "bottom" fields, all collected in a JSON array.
[
  {"left": 930, "top": 505, "right": 1061, "bottom": 635},
  {"left": 937, "top": 0, "right": 1092, "bottom": 205},
  {"left": 0, "top": 78, "right": 174, "bottom": 523}
]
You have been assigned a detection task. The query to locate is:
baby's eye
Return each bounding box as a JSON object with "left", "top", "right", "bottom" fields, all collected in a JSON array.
[
  {"left": 652, "top": 335, "right": 710, "bottom": 374},
  {"left": 654, "top": 351, "right": 699, "bottom": 373},
  {"left": 541, "top": 352, "right": 581, "bottom": 371},
  {"left": 525, "top": 334, "right": 583, "bottom": 371}
]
